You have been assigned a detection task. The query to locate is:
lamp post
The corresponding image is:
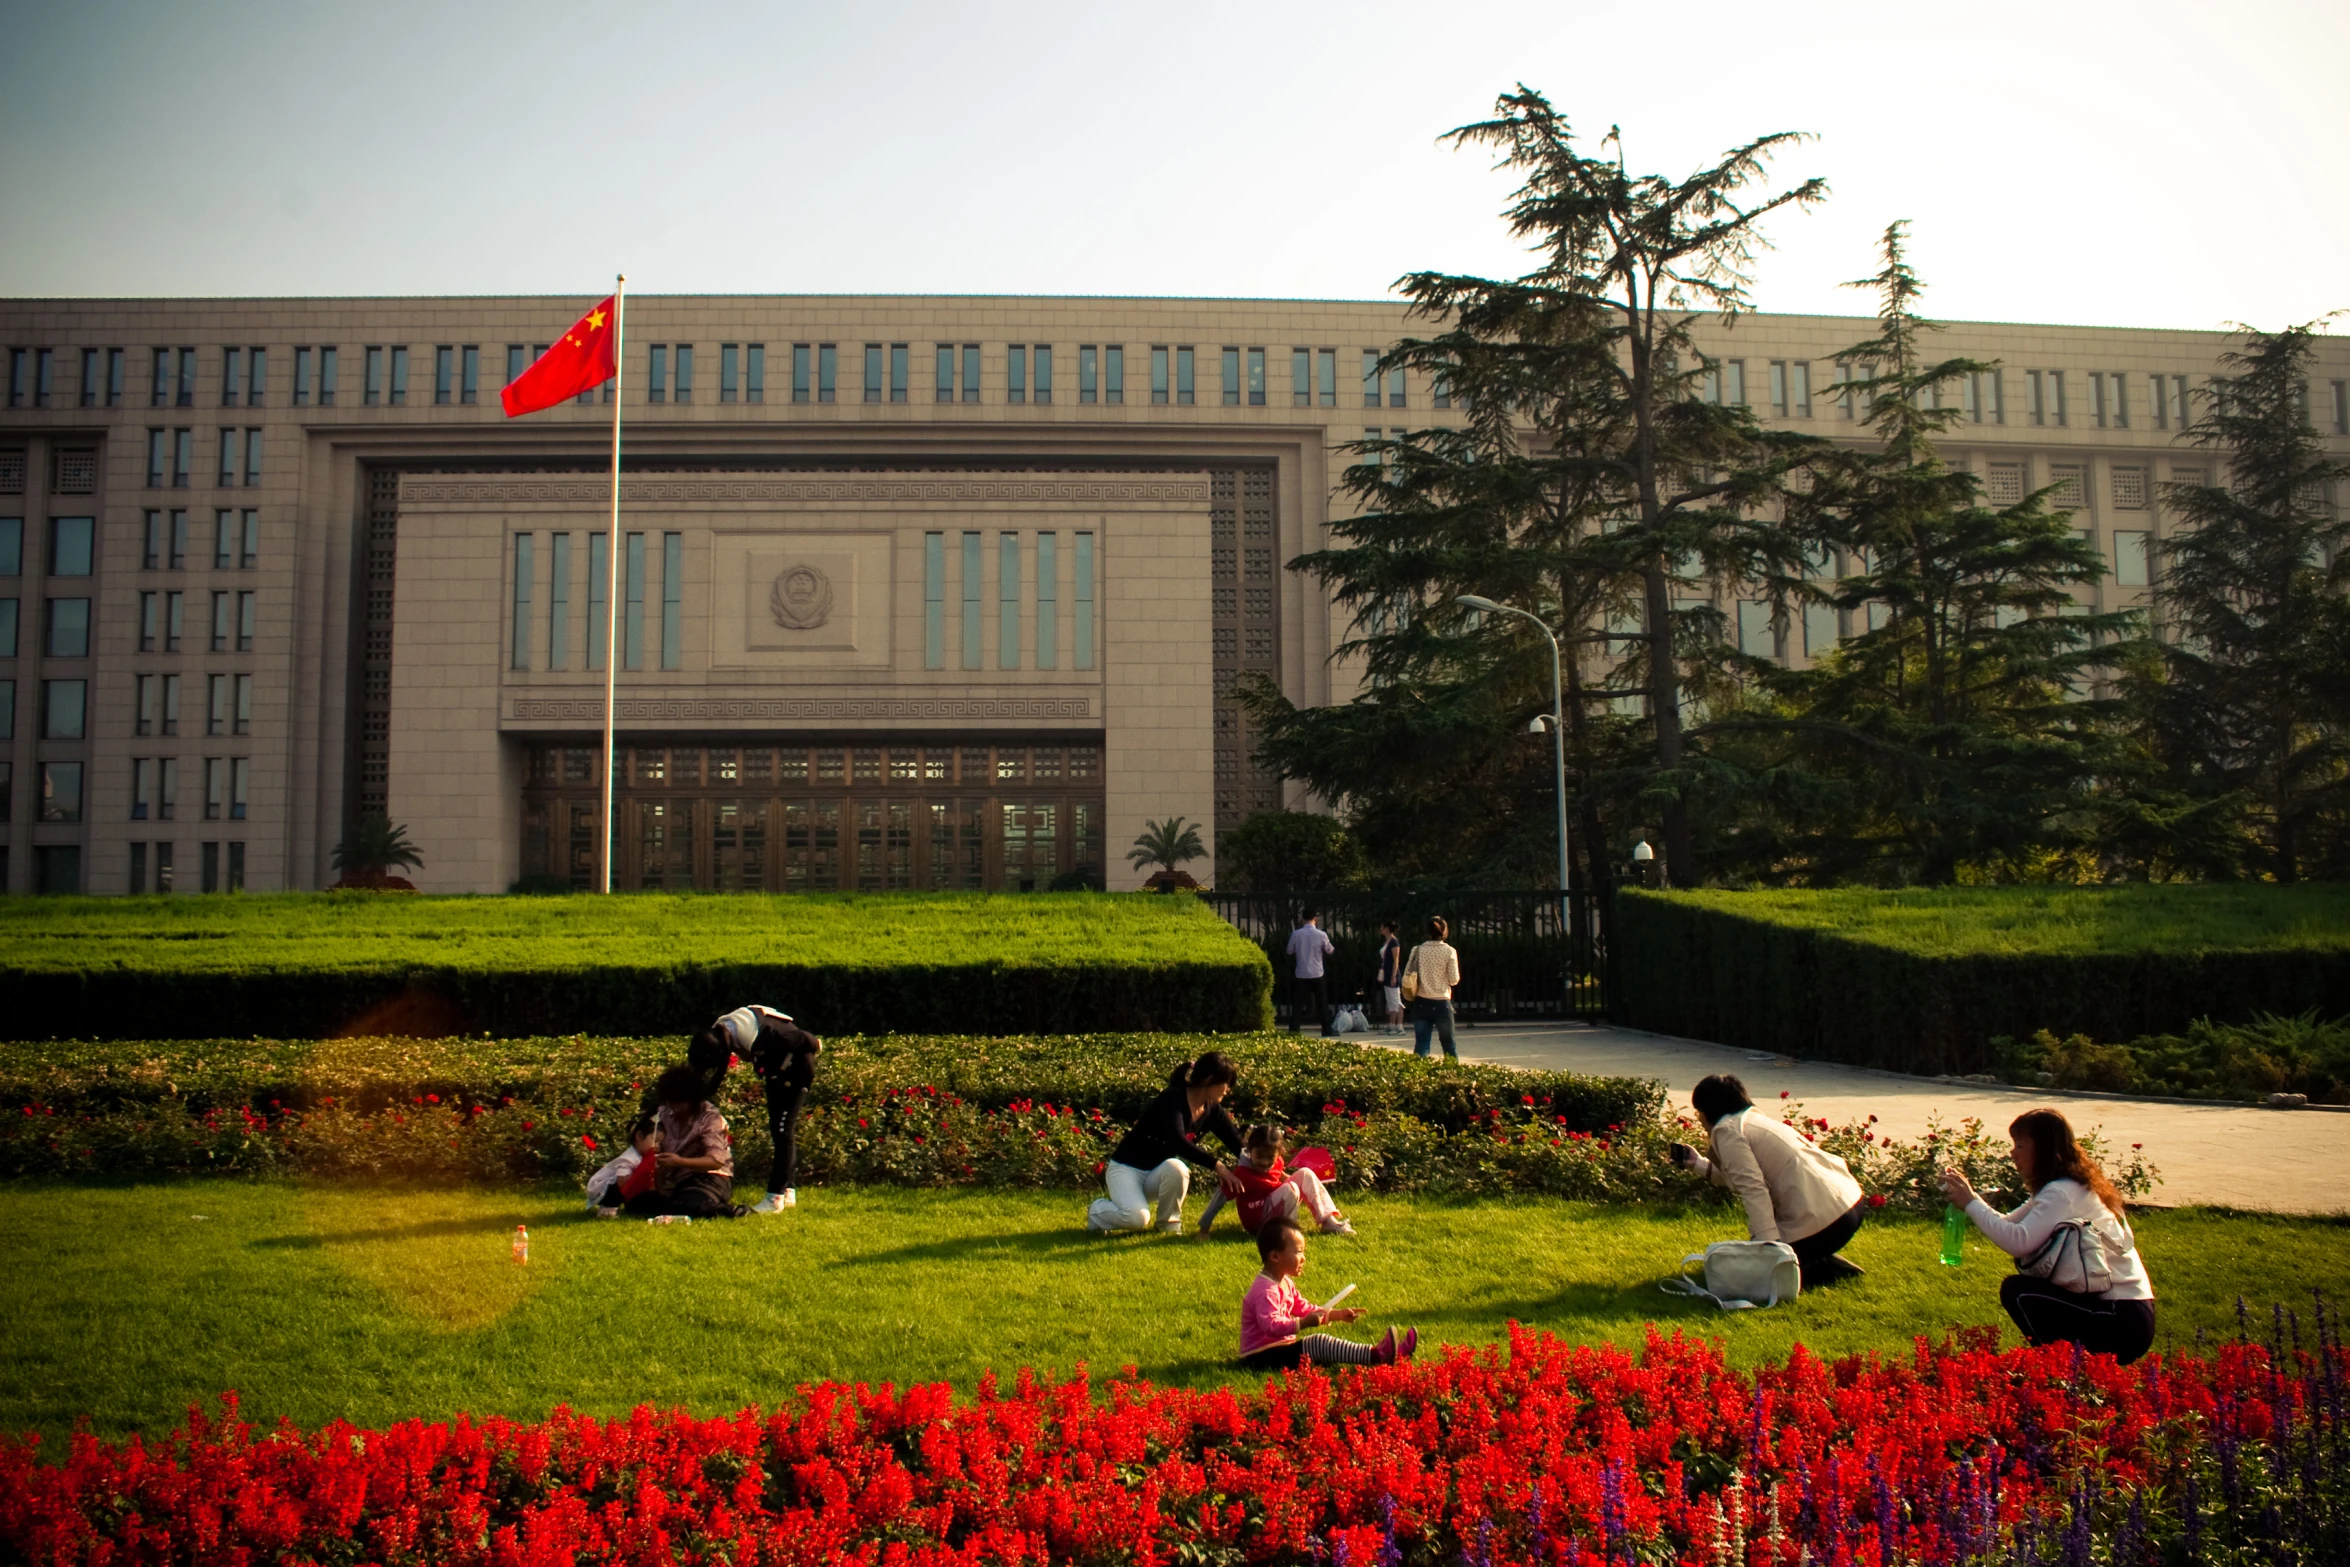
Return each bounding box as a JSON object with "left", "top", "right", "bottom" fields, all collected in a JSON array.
[{"left": 1457, "top": 595, "right": 1570, "bottom": 902}]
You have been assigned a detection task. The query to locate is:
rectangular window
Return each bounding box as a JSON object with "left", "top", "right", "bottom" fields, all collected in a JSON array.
[
  {"left": 623, "top": 531, "right": 645, "bottom": 669},
  {"left": 923, "top": 531, "right": 945, "bottom": 669},
  {"left": 176, "top": 347, "right": 196, "bottom": 406},
  {"left": 587, "top": 532, "right": 609, "bottom": 670},
  {"left": 1725, "top": 359, "right": 1747, "bottom": 406},
  {"left": 389, "top": 345, "right": 408, "bottom": 404},
  {"left": 214, "top": 509, "right": 236, "bottom": 567},
  {"left": 199, "top": 841, "right": 218, "bottom": 891},
  {"left": 660, "top": 531, "right": 683, "bottom": 670},
  {"left": 672, "top": 344, "right": 692, "bottom": 403},
  {"left": 137, "top": 672, "right": 156, "bottom": 731},
  {"left": 1790, "top": 360, "right": 1811, "bottom": 418},
  {"left": 646, "top": 344, "right": 667, "bottom": 403},
  {"left": 460, "top": 345, "right": 479, "bottom": 405},
  {"left": 0, "top": 516, "right": 19, "bottom": 574},
  {"left": 364, "top": 346, "right": 383, "bottom": 405},
  {"left": 936, "top": 344, "right": 955, "bottom": 401},
  {"left": 42, "top": 678, "right": 87, "bottom": 740},
  {"left": 138, "top": 592, "right": 157, "bottom": 651},
  {"left": 1033, "top": 344, "right": 1051, "bottom": 404},
  {"left": 1221, "top": 346, "right": 1241, "bottom": 406},
  {"left": 1387, "top": 363, "right": 1406, "bottom": 408},
  {"left": 238, "top": 589, "right": 257, "bottom": 651},
  {"left": 133, "top": 759, "right": 153, "bottom": 821},
  {"left": 961, "top": 343, "right": 980, "bottom": 402},
  {"left": 1104, "top": 344, "right": 1124, "bottom": 404},
  {"left": 217, "top": 428, "right": 239, "bottom": 488},
  {"left": 317, "top": 346, "right": 337, "bottom": 406},
  {"left": 1074, "top": 530, "right": 1095, "bottom": 670},
  {"left": 242, "top": 427, "right": 261, "bottom": 486},
  {"left": 721, "top": 343, "right": 740, "bottom": 401},
  {"left": 960, "top": 530, "right": 983, "bottom": 669},
  {"left": 105, "top": 346, "right": 125, "bottom": 407},
  {"left": 140, "top": 511, "right": 163, "bottom": 569},
  {"left": 221, "top": 347, "right": 242, "bottom": 407},
  {"left": 511, "top": 533, "right": 533, "bottom": 670},
  {"left": 1363, "top": 349, "right": 1381, "bottom": 407},
  {"left": 2115, "top": 530, "right": 2151, "bottom": 588},
  {"left": 42, "top": 761, "right": 83, "bottom": 823},
  {"left": 745, "top": 343, "right": 764, "bottom": 403},
  {"left": 1007, "top": 344, "right": 1027, "bottom": 405},
  {"left": 998, "top": 532, "right": 1021, "bottom": 669},
  {"left": 818, "top": 343, "right": 837, "bottom": 403},
  {"left": 49, "top": 516, "right": 94, "bottom": 575},
  {"left": 172, "top": 429, "right": 192, "bottom": 487},
  {"left": 207, "top": 673, "right": 228, "bottom": 736},
  {"left": 1292, "top": 347, "right": 1312, "bottom": 406},
  {"left": 1151, "top": 346, "right": 1169, "bottom": 404},
  {"left": 1770, "top": 360, "right": 1789, "bottom": 416},
  {"left": 434, "top": 345, "right": 454, "bottom": 405},
  {"left": 1244, "top": 346, "right": 1266, "bottom": 407},
  {"left": 1035, "top": 531, "right": 1058, "bottom": 669},
  {"left": 0, "top": 597, "right": 14, "bottom": 657},
  {"left": 151, "top": 348, "right": 170, "bottom": 406},
  {"left": 146, "top": 429, "right": 166, "bottom": 487},
  {"left": 2108, "top": 373, "right": 2126, "bottom": 428},
  {"left": 864, "top": 343, "right": 883, "bottom": 403},
  {"left": 295, "top": 347, "right": 316, "bottom": 404},
  {"left": 1315, "top": 347, "right": 1336, "bottom": 407},
  {"left": 543, "top": 532, "right": 571, "bottom": 670},
  {"left": 1079, "top": 345, "right": 1100, "bottom": 403},
  {"left": 45, "top": 596, "right": 90, "bottom": 658},
  {"left": 204, "top": 758, "right": 225, "bottom": 820},
  {"left": 211, "top": 589, "right": 230, "bottom": 652},
  {"left": 1701, "top": 364, "right": 1723, "bottom": 405},
  {"left": 2333, "top": 380, "right": 2348, "bottom": 436},
  {"left": 1175, "top": 346, "right": 1195, "bottom": 405},
  {"left": 162, "top": 672, "right": 179, "bottom": 734},
  {"left": 80, "top": 348, "right": 99, "bottom": 407},
  {"left": 247, "top": 347, "right": 266, "bottom": 407},
  {"left": 506, "top": 344, "right": 528, "bottom": 387},
  {"left": 793, "top": 343, "right": 812, "bottom": 402},
  {"left": 237, "top": 509, "right": 257, "bottom": 567},
  {"left": 234, "top": 673, "right": 250, "bottom": 735},
  {"left": 165, "top": 591, "right": 182, "bottom": 652}
]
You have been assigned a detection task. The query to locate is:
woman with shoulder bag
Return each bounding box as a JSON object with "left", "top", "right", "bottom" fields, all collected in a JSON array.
[
  {"left": 1939, "top": 1108, "right": 2155, "bottom": 1363},
  {"left": 1406, "top": 916, "right": 1460, "bottom": 1061},
  {"left": 1669, "top": 1074, "right": 1866, "bottom": 1287}
]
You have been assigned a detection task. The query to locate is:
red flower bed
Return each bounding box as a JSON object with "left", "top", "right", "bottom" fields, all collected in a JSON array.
[{"left": 4, "top": 1321, "right": 2344, "bottom": 1566}]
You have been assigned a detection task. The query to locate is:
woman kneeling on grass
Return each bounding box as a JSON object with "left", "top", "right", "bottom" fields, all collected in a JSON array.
[
  {"left": 624, "top": 1066, "right": 747, "bottom": 1221},
  {"left": 1086, "top": 1052, "right": 1244, "bottom": 1236},
  {"left": 1940, "top": 1108, "right": 2156, "bottom": 1365},
  {"left": 1670, "top": 1073, "right": 1867, "bottom": 1288},
  {"left": 1239, "top": 1217, "right": 1414, "bottom": 1371}
]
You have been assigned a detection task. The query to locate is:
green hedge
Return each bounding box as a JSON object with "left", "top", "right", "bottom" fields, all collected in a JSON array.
[
  {"left": 0, "top": 893, "right": 1273, "bottom": 1040},
  {"left": 1613, "top": 886, "right": 2350, "bottom": 1076}
]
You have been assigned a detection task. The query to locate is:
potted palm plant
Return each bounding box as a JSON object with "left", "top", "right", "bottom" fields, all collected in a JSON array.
[
  {"left": 330, "top": 815, "right": 425, "bottom": 891},
  {"left": 1126, "top": 816, "right": 1207, "bottom": 892}
]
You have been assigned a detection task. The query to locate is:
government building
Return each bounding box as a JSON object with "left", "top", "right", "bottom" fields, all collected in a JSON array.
[{"left": 2, "top": 294, "right": 2344, "bottom": 894}]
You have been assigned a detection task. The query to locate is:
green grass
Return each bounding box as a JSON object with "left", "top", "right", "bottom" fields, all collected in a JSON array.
[
  {"left": 1653, "top": 884, "right": 2350, "bottom": 957},
  {"left": 5, "top": 1181, "right": 2341, "bottom": 1444},
  {"left": 0, "top": 892, "right": 1273, "bottom": 1039}
]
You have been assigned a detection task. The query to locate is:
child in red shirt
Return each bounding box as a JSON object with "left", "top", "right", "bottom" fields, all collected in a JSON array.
[
  {"left": 1239, "top": 1218, "right": 1415, "bottom": 1372},
  {"left": 1203, "top": 1124, "right": 1354, "bottom": 1237}
]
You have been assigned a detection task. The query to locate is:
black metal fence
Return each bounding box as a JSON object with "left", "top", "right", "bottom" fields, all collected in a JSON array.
[{"left": 1206, "top": 890, "right": 1608, "bottom": 1027}]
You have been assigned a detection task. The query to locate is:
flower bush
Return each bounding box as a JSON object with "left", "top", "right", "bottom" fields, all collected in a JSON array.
[{"left": 5, "top": 1315, "right": 2342, "bottom": 1565}]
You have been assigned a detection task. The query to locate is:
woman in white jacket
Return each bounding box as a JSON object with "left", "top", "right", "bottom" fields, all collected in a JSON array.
[
  {"left": 1672, "top": 1075, "right": 1867, "bottom": 1287},
  {"left": 1939, "top": 1108, "right": 2156, "bottom": 1364}
]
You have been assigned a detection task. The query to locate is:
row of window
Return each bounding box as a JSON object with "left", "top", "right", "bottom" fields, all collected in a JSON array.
[
  {"left": 126, "top": 756, "right": 250, "bottom": 820},
  {"left": 126, "top": 840, "right": 244, "bottom": 893},
  {"left": 141, "top": 428, "right": 264, "bottom": 489},
  {"left": 0, "top": 516, "right": 93, "bottom": 576},
  {"left": 506, "top": 531, "right": 680, "bottom": 673},
  {"left": 918, "top": 530, "right": 1097, "bottom": 672},
  {"left": 528, "top": 742, "right": 1105, "bottom": 790},
  {"left": 0, "top": 592, "right": 255, "bottom": 661},
  {"left": 134, "top": 672, "right": 252, "bottom": 734},
  {"left": 141, "top": 509, "right": 261, "bottom": 570}
]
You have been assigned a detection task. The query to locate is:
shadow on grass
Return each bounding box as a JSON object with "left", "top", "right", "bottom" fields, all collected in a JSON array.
[
  {"left": 840, "top": 1224, "right": 1134, "bottom": 1268},
  {"left": 249, "top": 1207, "right": 602, "bottom": 1250}
]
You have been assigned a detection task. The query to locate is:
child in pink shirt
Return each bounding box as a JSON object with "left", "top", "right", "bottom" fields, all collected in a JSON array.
[{"left": 1239, "top": 1218, "right": 1417, "bottom": 1372}]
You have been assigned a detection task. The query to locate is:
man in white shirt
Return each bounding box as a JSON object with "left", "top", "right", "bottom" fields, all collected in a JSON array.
[{"left": 1284, "top": 912, "right": 1335, "bottom": 1034}]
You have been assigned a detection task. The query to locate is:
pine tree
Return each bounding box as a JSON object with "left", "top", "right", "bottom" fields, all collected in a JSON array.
[{"left": 2125, "top": 321, "right": 2350, "bottom": 880}]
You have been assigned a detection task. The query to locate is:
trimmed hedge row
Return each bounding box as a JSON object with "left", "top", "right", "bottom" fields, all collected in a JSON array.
[
  {"left": 0, "top": 893, "right": 1274, "bottom": 1040},
  {"left": 1613, "top": 889, "right": 2350, "bottom": 1076}
]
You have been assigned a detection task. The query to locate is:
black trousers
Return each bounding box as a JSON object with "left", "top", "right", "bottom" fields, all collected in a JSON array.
[
  {"left": 1241, "top": 1341, "right": 1306, "bottom": 1372},
  {"left": 1291, "top": 974, "right": 1328, "bottom": 1030},
  {"left": 766, "top": 1083, "right": 806, "bottom": 1191},
  {"left": 1789, "top": 1202, "right": 1865, "bottom": 1288},
  {"left": 622, "top": 1172, "right": 736, "bottom": 1218},
  {"left": 2001, "top": 1274, "right": 2157, "bottom": 1365}
]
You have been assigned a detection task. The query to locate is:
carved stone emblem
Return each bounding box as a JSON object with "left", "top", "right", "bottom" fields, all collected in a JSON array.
[{"left": 768, "top": 564, "right": 834, "bottom": 630}]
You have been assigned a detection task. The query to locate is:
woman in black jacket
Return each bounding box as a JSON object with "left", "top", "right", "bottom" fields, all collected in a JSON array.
[{"left": 1086, "top": 1053, "right": 1243, "bottom": 1235}]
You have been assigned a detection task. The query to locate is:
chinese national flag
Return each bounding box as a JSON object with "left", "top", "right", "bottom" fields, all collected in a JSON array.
[{"left": 501, "top": 295, "right": 618, "bottom": 416}]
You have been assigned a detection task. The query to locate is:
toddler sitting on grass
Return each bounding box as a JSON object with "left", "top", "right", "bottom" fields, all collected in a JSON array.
[
  {"left": 586, "top": 1115, "right": 660, "bottom": 1215},
  {"left": 1238, "top": 1218, "right": 1415, "bottom": 1372},
  {"left": 1200, "top": 1124, "right": 1355, "bottom": 1237}
]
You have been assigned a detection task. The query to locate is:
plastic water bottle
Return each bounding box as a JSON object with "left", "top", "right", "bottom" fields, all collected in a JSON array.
[
  {"left": 1940, "top": 1204, "right": 1966, "bottom": 1268},
  {"left": 512, "top": 1224, "right": 529, "bottom": 1266}
]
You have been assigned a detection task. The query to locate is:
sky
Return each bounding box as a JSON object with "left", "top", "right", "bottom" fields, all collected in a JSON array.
[{"left": 1, "top": 0, "right": 2343, "bottom": 332}]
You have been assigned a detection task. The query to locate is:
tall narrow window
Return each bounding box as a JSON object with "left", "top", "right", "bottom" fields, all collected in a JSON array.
[
  {"left": 1725, "top": 360, "right": 1746, "bottom": 406},
  {"left": 1033, "top": 344, "right": 1051, "bottom": 404},
  {"left": 173, "top": 429, "right": 193, "bottom": 488},
  {"left": 147, "top": 429, "right": 166, "bottom": 487},
  {"left": 936, "top": 344, "right": 954, "bottom": 401},
  {"left": 1007, "top": 345, "right": 1027, "bottom": 404},
  {"left": 1036, "top": 531, "right": 1058, "bottom": 669},
  {"left": 153, "top": 348, "right": 172, "bottom": 406},
  {"left": 998, "top": 532, "right": 1021, "bottom": 669},
  {"left": 1151, "top": 346, "right": 1169, "bottom": 405},
  {"left": 388, "top": 346, "right": 408, "bottom": 404},
  {"left": 1104, "top": 344, "right": 1124, "bottom": 404},
  {"left": 1074, "top": 531, "right": 1096, "bottom": 671},
  {"left": 1175, "top": 347, "right": 1195, "bottom": 405},
  {"left": 1247, "top": 347, "right": 1266, "bottom": 406},
  {"left": 1363, "top": 349, "right": 1381, "bottom": 407},
  {"left": 1079, "top": 345, "right": 1099, "bottom": 403},
  {"left": 240, "top": 509, "right": 257, "bottom": 568},
  {"left": 660, "top": 531, "right": 683, "bottom": 670},
  {"left": 547, "top": 532, "right": 571, "bottom": 669},
  {"left": 217, "top": 429, "right": 240, "bottom": 488},
  {"left": 745, "top": 343, "right": 764, "bottom": 402},
  {"left": 647, "top": 344, "right": 668, "bottom": 403},
  {"left": 507, "top": 344, "right": 527, "bottom": 386},
  {"left": 623, "top": 531, "right": 645, "bottom": 669},
  {"left": 237, "top": 590, "right": 254, "bottom": 652},
  {"left": 960, "top": 531, "right": 983, "bottom": 669},
  {"left": 1317, "top": 347, "right": 1337, "bottom": 407},
  {"left": 234, "top": 673, "right": 251, "bottom": 735},
  {"left": 864, "top": 343, "right": 883, "bottom": 402},
  {"left": 511, "top": 533, "right": 533, "bottom": 670},
  {"left": 107, "top": 347, "right": 125, "bottom": 407},
  {"left": 1386, "top": 363, "right": 1406, "bottom": 407},
  {"left": 1292, "top": 348, "right": 1312, "bottom": 405},
  {"left": 817, "top": 343, "right": 837, "bottom": 403},
  {"left": 317, "top": 346, "right": 337, "bottom": 405},
  {"left": 1221, "top": 347, "right": 1241, "bottom": 406},
  {"left": 587, "top": 532, "right": 609, "bottom": 670},
  {"left": 364, "top": 346, "right": 383, "bottom": 405},
  {"left": 1770, "top": 360, "right": 1790, "bottom": 416},
  {"left": 460, "top": 345, "right": 479, "bottom": 405},
  {"left": 434, "top": 345, "right": 454, "bottom": 404},
  {"left": 672, "top": 345, "right": 692, "bottom": 403},
  {"left": 243, "top": 428, "right": 261, "bottom": 486},
  {"left": 923, "top": 531, "right": 945, "bottom": 669},
  {"left": 221, "top": 348, "right": 243, "bottom": 406},
  {"left": 214, "top": 509, "right": 236, "bottom": 568},
  {"left": 80, "top": 349, "right": 97, "bottom": 407},
  {"left": 887, "top": 343, "right": 907, "bottom": 402},
  {"left": 793, "top": 343, "right": 812, "bottom": 402},
  {"left": 961, "top": 343, "right": 980, "bottom": 402}
]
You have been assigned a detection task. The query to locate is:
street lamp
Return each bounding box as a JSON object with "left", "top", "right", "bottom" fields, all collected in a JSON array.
[{"left": 1457, "top": 595, "right": 1570, "bottom": 902}]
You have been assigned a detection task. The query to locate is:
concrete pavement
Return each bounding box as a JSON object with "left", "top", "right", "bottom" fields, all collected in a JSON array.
[{"left": 1357, "top": 1020, "right": 2350, "bottom": 1215}]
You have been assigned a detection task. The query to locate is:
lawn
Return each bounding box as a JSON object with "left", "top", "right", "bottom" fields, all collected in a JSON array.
[{"left": 5, "top": 1180, "right": 2341, "bottom": 1444}]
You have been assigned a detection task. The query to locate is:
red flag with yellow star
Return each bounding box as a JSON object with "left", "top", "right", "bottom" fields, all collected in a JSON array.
[{"left": 501, "top": 295, "right": 618, "bottom": 416}]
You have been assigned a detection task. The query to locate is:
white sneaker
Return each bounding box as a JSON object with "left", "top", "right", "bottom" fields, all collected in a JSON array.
[
  {"left": 751, "top": 1190, "right": 795, "bottom": 1215},
  {"left": 1159, "top": 1220, "right": 1183, "bottom": 1237},
  {"left": 1320, "top": 1217, "right": 1358, "bottom": 1237}
]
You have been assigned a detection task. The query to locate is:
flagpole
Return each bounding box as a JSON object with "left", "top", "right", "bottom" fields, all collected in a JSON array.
[{"left": 599, "top": 275, "right": 626, "bottom": 893}]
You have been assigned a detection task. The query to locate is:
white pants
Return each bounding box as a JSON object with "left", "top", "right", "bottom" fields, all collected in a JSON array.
[
  {"left": 1260, "top": 1167, "right": 1343, "bottom": 1227},
  {"left": 1088, "top": 1158, "right": 1190, "bottom": 1232}
]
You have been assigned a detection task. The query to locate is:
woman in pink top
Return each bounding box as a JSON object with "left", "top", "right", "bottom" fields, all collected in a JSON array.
[{"left": 1238, "top": 1218, "right": 1416, "bottom": 1372}]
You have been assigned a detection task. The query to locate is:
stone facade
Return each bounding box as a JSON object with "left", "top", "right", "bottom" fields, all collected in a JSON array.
[{"left": 0, "top": 294, "right": 2343, "bottom": 893}]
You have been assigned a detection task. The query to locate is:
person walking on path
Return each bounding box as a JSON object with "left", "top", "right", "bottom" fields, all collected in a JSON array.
[
  {"left": 1671, "top": 1073, "right": 1867, "bottom": 1287},
  {"left": 696, "top": 1002, "right": 822, "bottom": 1215},
  {"left": 1940, "top": 1108, "right": 2157, "bottom": 1364},
  {"left": 1376, "top": 920, "right": 1405, "bottom": 1035},
  {"left": 1285, "top": 912, "right": 1336, "bottom": 1034},
  {"left": 1407, "top": 916, "right": 1461, "bottom": 1059},
  {"left": 1087, "top": 1052, "right": 1246, "bottom": 1235}
]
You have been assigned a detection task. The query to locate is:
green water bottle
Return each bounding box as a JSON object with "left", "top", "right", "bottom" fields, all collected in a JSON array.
[{"left": 1940, "top": 1203, "right": 1966, "bottom": 1268}]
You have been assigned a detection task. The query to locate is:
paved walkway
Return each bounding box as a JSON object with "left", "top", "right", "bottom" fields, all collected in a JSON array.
[{"left": 1361, "top": 1021, "right": 2350, "bottom": 1215}]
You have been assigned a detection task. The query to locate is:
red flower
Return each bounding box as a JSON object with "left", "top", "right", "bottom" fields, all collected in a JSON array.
[
  {"left": 520, "top": 1121, "right": 534, "bottom": 1131},
  {"left": 582, "top": 1135, "right": 598, "bottom": 1151},
  {"left": 1868, "top": 1192, "right": 1888, "bottom": 1208},
  {"left": 1780, "top": 1090, "right": 1790, "bottom": 1098}
]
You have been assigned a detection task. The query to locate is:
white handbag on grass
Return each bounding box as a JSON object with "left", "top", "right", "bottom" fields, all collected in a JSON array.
[{"left": 1660, "top": 1240, "right": 1802, "bottom": 1311}]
